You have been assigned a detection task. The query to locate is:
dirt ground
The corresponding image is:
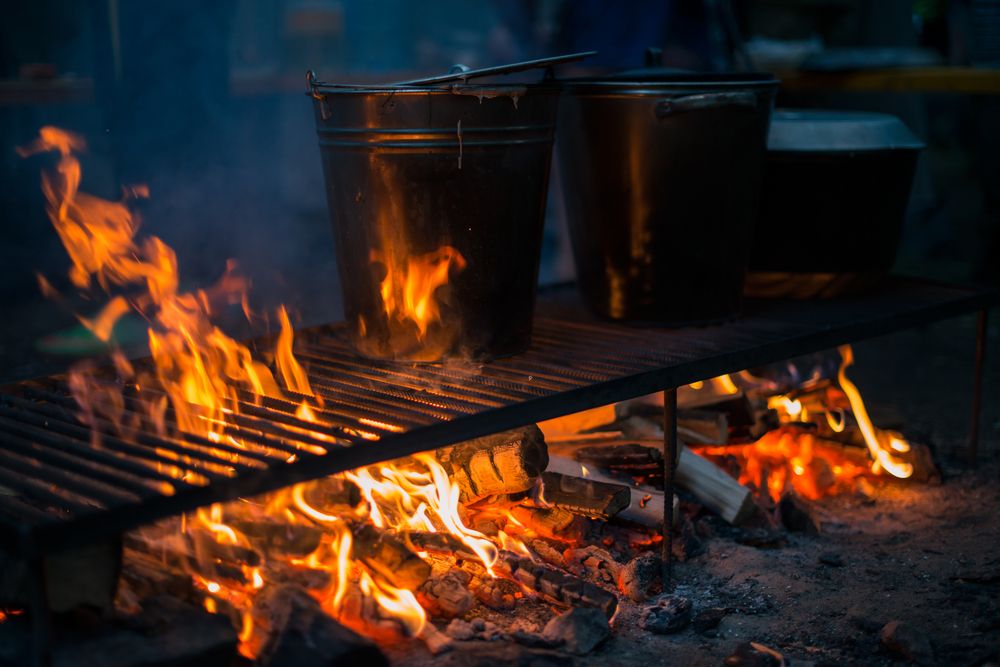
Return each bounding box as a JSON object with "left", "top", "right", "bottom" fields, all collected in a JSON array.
[{"left": 385, "top": 311, "right": 1000, "bottom": 667}]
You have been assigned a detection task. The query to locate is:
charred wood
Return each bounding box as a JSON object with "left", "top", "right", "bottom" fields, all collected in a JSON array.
[
  {"left": 540, "top": 471, "right": 630, "bottom": 520},
  {"left": 547, "top": 453, "right": 675, "bottom": 528},
  {"left": 118, "top": 547, "right": 195, "bottom": 607},
  {"left": 254, "top": 584, "right": 388, "bottom": 667},
  {"left": 573, "top": 442, "right": 662, "bottom": 475},
  {"left": 498, "top": 551, "right": 618, "bottom": 619},
  {"left": 417, "top": 570, "right": 474, "bottom": 619},
  {"left": 352, "top": 524, "right": 431, "bottom": 589}
]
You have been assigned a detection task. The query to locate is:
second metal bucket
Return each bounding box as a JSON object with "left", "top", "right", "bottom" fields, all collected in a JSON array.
[
  {"left": 310, "top": 78, "right": 559, "bottom": 361},
  {"left": 558, "top": 73, "right": 778, "bottom": 324}
]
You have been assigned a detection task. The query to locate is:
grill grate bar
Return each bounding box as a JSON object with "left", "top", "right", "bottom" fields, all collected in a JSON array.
[
  {"left": 0, "top": 401, "right": 201, "bottom": 486},
  {"left": 0, "top": 416, "right": 170, "bottom": 498},
  {"left": 0, "top": 434, "right": 141, "bottom": 508},
  {"left": 0, "top": 278, "right": 992, "bottom": 554},
  {"left": 15, "top": 390, "right": 254, "bottom": 479}
]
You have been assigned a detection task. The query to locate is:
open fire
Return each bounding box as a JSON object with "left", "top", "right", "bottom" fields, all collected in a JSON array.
[{"left": 7, "top": 126, "right": 941, "bottom": 664}]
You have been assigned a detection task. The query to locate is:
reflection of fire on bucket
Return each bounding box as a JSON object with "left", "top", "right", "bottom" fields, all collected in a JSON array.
[{"left": 307, "top": 55, "right": 590, "bottom": 361}]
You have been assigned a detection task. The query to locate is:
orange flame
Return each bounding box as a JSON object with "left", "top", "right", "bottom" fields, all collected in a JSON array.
[
  {"left": 22, "top": 126, "right": 323, "bottom": 453},
  {"left": 698, "top": 345, "right": 915, "bottom": 501},
  {"left": 24, "top": 127, "right": 535, "bottom": 653},
  {"left": 373, "top": 245, "right": 466, "bottom": 340},
  {"left": 836, "top": 345, "right": 912, "bottom": 479}
]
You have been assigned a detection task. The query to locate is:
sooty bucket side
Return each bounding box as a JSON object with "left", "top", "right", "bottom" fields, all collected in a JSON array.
[{"left": 312, "top": 85, "right": 560, "bottom": 361}]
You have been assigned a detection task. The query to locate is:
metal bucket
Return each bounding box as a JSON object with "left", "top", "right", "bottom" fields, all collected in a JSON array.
[
  {"left": 557, "top": 73, "right": 778, "bottom": 324},
  {"left": 310, "top": 81, "right": 560, "bottom": 361}
]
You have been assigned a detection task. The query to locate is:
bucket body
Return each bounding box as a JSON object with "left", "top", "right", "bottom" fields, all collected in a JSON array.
[
  {"left": 312, "top": 85, "right": 559, "bottom": 361},
  {"left": 558, "top": 74, "right": 777, "bottom": 324}
]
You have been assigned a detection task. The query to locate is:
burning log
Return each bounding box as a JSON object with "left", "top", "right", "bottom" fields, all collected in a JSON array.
[
  {"left": 300, "top": 477, "right": 362, "bottom": 510},
  {"left": 119, "top": 547, "right": 196, "bottom": 606},
  {"left": 435, "top": 425, "right": 548, "bottom": 502},
  {"left": 498, "top": 551, "right": 618, "bottom": 619},
  {"left": 254, "top": 585, "right": 388, "bottom": 667},
  {"left": 406, "top": 533, "right": 617, "bottom": 618},
  {"left": 676, "top": 446, "right": 756, "bottom": 525},
  {"left": 0, "top": 540, "right": 121, "bottom": 615},
  {"left": 351, "top": 524, "right": 431, "bottom": 590},
  {"left": 228, "top": 519, "right": 323, "bottom": 558},
  {"left": 539, "top": 471, "right": 631, "bottom": 520},
  {"left": 123, "top": 532, "right": 258, "bottom": 587},
  {"left": 508, "top": 506, "right": 586, "bottom": 543}
]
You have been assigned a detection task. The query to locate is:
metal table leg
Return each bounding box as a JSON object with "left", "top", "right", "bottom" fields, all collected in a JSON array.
[
  {"left": 27, "top": 554, "right": 51, "bottom": 667},
  {"left": 662, "top": 388, "right": 678, "bottom": 591},
  {"left": 969, "top": 308, "right": 989, "bottom": 464}
]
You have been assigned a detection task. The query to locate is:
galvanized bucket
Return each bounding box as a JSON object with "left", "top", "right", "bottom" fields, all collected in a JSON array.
[{"left": 309, "top": 71, "right": 562, "bottom": 361}]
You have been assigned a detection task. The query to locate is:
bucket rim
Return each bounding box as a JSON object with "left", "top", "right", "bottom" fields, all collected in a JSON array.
[{"left": 308, "top": 82, "right": 563, "bottom": 97}]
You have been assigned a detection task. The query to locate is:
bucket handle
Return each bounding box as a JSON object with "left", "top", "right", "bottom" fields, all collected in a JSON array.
[{"left": 655, "top": 92, "right": 757, "bottom": 118}]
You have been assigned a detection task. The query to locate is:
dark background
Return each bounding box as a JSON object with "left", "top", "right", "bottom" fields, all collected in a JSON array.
[{"left": 0, "top": 0, "right": 997, "bottom": 381}]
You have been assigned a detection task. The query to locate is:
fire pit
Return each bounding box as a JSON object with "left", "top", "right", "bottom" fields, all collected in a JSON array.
[{"left": 1, "top": 122, "right": 996, "bottom": 666}]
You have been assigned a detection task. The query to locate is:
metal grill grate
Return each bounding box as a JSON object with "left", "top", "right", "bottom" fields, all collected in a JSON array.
[{"left": 0, "top": 277, "right": 994, "bottom": 555}]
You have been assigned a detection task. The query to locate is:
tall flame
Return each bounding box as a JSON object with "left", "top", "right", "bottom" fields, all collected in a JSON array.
[
  {"left": 22, "top": 126, "right": 321, "bottom": 449},
  {"left": 836, "top": 345, "right": 913, "bottom": 479}
]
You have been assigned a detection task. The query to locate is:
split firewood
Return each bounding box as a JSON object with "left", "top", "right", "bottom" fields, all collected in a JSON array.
[
  {"left": 677, "top": 409, "right": 729, "bottom": 445},
  {"left": 0, "top": 539, "right": 121, "bottom": 615},
  {"left": 508, "top": 506, "right": 586, "bottom": 543},
  {"left": 539, "top": 471, "right": 630, "bottom": 520},
  {"left": 253, "top": 584, "right": 388, "bottom": 667},
  {"left": 352, "top": 524, "right": 431, "bottom": 590},
  {"left": 676, "top": 446, "right": 755, "bottom": 525},
  {"left": 498, "top": 551, "right": 618, "bottom": 619},
  {"left": 435, "top": 425, "right": 549, "bottom": 502},
  {"left": 573, "top": 443, "right": 753, "bottom": 525},
  {"left": 679, "top": 389, "right": 755, "bottom": 424}
]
